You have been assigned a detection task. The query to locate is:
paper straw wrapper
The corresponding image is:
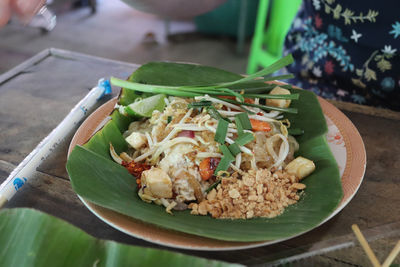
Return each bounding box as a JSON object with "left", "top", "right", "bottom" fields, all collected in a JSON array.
[{"left": 0, "top": 79, "right": 112, "bottom": 208}]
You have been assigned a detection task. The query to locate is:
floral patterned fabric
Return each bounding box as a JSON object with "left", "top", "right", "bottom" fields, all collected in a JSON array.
[{"left": 283, "top": 0, "right": 400, "bottom": 110}]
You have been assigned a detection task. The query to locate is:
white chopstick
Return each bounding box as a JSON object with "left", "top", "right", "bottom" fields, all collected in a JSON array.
[
  {"left": 0, "top": 79, "right": 112, "bottom": 208},
  {"left": 352, "top": 224, "right": 381, "bottom": 267}
]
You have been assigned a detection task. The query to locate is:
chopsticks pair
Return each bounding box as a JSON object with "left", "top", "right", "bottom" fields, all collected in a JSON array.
[
  {"left": 0, "top": 79, "right": 111, "bottom": 208},
  {"left": 352, "top": 224, "right": 400, "bottom": 267}
]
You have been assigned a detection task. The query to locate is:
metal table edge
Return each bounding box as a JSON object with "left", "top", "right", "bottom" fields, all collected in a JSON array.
[{"left": 0, "top": 48, "right": 139, "bottom": 85}]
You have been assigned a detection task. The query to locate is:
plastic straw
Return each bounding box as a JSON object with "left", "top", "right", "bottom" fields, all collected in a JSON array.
[{"left": 0, "top": 79, "right": 112, "bottom": 208}]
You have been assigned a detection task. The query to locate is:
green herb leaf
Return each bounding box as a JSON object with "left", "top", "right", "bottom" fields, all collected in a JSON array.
[
  {"left": 207, "top": 106, "right": 231, "bottom": 123},
  {"left": 214, "top": 54, "right": 294, "bottom": 88},
  {"left": 111, "top": 78, "right": 202, "bottom": 97},
  {"left": 0, "top": 208, "right": 236, "bottom": 267},
  {"left": 216, "top": 97, "right": 298, "bottom": 114},
  {"left": 207, "top": 106, "right": 222, "bottom": 120},
  {"left": 111, "top": 55, "right": 294, "bottom": 101},
  {"left": 167, "top": 116, "right": 172, "bottom": 124},
  {"left": 235, "top": 116, "right": 244, "bottom": 135},
  {"left": 214, "top": 120, "right": 229, "bottom": 144},
  {"left": 235, "top": 113, "right": 252, "bottom": 130},
  {"left": 188, "top": 101, "right": 212, "bottom": 108},
  {"left": 214, "top": 145, "right": 235, "bottom": 174},
  {"left": 217, "top": 88, "right": 244, "bottom": 102},
  {"left": 205, "top": 179, "right": 221, "bottom": 193},
  {"left": 230, "top": 83, "right": 279, "bottom": 93},
  {"left": 253, "top": 74, "right": 295, "bottom": 83},
  {"left": 219, "top": 145, "right": 235, "bottom": 161},
  {"left": 243, "top": 93, "right": 300, "bottom": 100},
  {"left": 228, "top": 143, "right": 241, "bottom": 156},
  {"left": 235, "top": 132, "right": 254, "bottom": 146},
  {"left": 214, "top": 158, "right": 232, "bottom": 174}
]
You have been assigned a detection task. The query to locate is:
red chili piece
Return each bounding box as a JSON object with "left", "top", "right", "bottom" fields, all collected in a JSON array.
[{"left": 122, "top": 161, "right": 151, "bottom": 178}]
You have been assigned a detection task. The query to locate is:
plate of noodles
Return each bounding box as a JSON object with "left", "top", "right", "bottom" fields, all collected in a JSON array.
[{"left": 66, "top": 57, "right": 365, "bottom": 250}]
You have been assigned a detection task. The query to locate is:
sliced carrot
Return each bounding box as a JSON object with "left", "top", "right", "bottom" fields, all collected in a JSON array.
[
  {"left": 250, "top": 119, "right": 271, "bottom": 132},
  {"left": 199, "top": 157, "right": 220, "bottom": 181}
]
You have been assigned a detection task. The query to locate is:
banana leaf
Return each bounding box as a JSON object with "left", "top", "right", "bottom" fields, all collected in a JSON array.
[
  {"left": 0, "top": 208, "right": 239, "bottom": 267},
  {"left": 66, "top": 62, "right": 343, "bottom": 242}
]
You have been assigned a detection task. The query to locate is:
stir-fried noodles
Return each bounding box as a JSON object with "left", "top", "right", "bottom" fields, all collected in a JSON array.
[{"left": 111, "top": 90, "right": 315, "bottom": 219}]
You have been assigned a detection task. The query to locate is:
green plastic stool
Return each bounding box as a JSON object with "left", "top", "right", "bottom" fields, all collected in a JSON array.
[{"left": 247, "top": 0, "right": 301, "bottom": 74}]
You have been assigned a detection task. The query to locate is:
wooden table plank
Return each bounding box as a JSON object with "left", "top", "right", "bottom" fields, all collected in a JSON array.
[{"left": 0, "top": 49, "right": 137, "bottom": 176}]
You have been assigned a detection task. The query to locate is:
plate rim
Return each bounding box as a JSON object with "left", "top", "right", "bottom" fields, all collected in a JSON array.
[{"left": 68, "top": 97, "right": 366, "bottom": 251}]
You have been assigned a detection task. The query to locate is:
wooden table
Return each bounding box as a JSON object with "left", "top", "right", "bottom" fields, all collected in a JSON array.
[{"left": 1, "top": 48, "right": 399, "bottom": 266}]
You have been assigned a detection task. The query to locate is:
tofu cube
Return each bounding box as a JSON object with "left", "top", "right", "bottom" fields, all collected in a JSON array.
[
  {"left": 266, "top": 87, "right": 291, "bottom": 108},
  {"left": 141, "top": 167, "right": 172, "bottom": 198},
  {"left": 285, "top": 156, "right": 316, "bottom": 179},
  {"left": 126, "top": 132, "right": 147, "bottom": 150}
]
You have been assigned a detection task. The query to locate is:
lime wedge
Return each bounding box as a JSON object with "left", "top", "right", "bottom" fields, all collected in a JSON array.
[{"left": 125, "top": 94, "right": 166, "bottom": 117}]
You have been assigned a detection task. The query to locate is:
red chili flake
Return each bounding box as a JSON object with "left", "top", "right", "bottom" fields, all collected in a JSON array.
[
  {"left": 122, "top": 161, "right": 151, "bottom": 178},
  {"left": 257, "top": 112, "right": 263, "bottom": 116}
]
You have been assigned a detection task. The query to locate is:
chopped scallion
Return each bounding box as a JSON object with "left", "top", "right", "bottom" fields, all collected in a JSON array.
[
  {"left": 187, "top": 100, "right": 212, "bottom": 108},
  {"left": 205, "top": 180, "right": 221, "bottom": 193},
  {"left": 214, "top": 145, "right": 235, "bottom": 174},
  {"left": 235, "top": 132, "right": 254, "bottom": 146},
  {"left": 235, "top": 113, "right": 252, "bottom": 131},
  {"left": 207, "top": 106, "right": 231, "bottom": 123},
  {"left": 216, "top": 97, "right": 298, "bottom": 114},
  {"left": 110, "top": 55, "right": 297, "bottom": 106},
  {"left": 235, "top": 116, "right": 244, "bottom": 135},
  {"left": 167, "top": 116, "right": 172, "bottom": 124},
  {"left": 219, "top": 144, "right": 235, "bottom": 161},
  {"left": 243, "top": 93, "right": 300, "bottom": 100},
  {"left": 214, "top": 158, "right": 231, "bottom": 174},
  {"left": 228, "top": 143, "right": 241, "bottom": 156},
  {"left": 214, "top": 54, "right": 294, "bottom": 88},
  {"left": 216, "top": 88, "right": 244, "bottom": 102},
  {"left": 214, "top": 120, "right": 229, "bottom": 144}
]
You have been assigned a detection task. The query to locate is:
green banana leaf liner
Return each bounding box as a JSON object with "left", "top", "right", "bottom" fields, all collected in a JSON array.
[
  {"left": 0, "top": 208, "right": 240, "bottom": 267},
  {"left": 66, "top": 62, "right": 343, "bottom": 242}
]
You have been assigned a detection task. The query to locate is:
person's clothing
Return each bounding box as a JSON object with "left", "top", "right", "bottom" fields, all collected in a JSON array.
[{"left": 283, "top": 0, "right": 400, "bottom": 110}]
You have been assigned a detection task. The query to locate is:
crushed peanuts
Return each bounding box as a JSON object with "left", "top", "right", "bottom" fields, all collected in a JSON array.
[{"left": 189, "top": 169, "right": 305, "bottom": 219}]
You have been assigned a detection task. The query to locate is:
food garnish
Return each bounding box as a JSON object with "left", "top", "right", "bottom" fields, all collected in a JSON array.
[{"left": 107, "top": 55, "right": 316, "bottom": 219}]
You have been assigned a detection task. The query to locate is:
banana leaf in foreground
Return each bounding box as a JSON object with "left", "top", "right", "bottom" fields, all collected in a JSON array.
[
  {"left": 0, "top": 208, "right": 240, "bottom": 267},
  {"left": 66, "top": 62, "right": 343, "bottom": 242}
]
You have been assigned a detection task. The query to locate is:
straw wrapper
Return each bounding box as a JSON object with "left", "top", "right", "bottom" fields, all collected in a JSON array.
[{"left": 0, "top": 79, "right": 112, "bottom": 208}]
